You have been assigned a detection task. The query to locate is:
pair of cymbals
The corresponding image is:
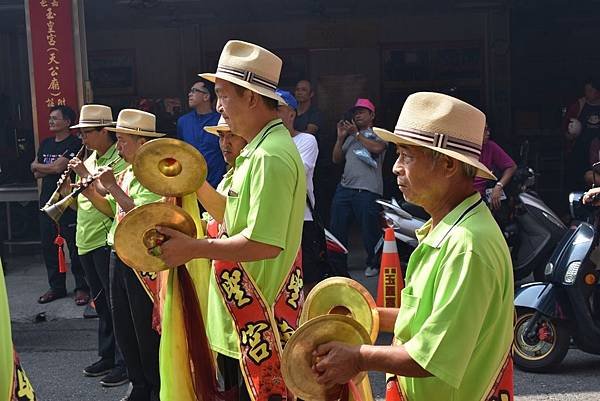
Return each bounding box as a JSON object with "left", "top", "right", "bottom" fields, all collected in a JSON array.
[
  {"left": 115, "top": 138, "right": 205, "bottom": 271},
  {"left": 282, "top": 277, "right": 379, "bottom": 400}
]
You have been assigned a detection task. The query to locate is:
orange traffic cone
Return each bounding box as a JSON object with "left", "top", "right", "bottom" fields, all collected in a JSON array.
[{"left": 376, "top": 227, "right": 404, "bottom": 308}]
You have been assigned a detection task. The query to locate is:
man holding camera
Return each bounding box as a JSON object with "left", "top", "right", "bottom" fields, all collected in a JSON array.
[{"left": 330, "top": 99, "right": 387, "bottom": 278}]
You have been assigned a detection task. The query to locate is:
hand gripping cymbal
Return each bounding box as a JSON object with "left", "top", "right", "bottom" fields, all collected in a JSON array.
[
  {"left": 133, "top": 138, "right": 207, "bottom": 197},
  {"left": 282, "top": 314, "right": 371, "bottom": 401},
  {"left": 114, "top": 203, "right": 196, "bottom": 272}
]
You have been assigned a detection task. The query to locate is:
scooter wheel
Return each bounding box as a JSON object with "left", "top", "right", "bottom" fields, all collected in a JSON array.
[{"left": 513, "top": 307, "right": 570, "bottom": 372}]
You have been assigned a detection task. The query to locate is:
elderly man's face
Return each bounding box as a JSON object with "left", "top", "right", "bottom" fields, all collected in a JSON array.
[
  {"left": 116, "top": 132, "right": 145, "bottom": 164},
  {"left": 218, "top": 131, "right": 247, "bottom": 166},
  {"left": 215, "top": 79, "right": 250, "bottom": 136},
  {"left": 392, "top": 145, "right": 444, "bottom": 207}
]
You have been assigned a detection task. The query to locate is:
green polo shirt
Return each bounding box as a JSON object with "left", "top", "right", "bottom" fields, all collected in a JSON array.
[
  {"left": 206, "top": 119, "right": 306, "bottom": 359},
  {"left": 106, "top": 166, "right": 162, "bottom": 247},
  {"left": 394, "top": 192, "right": 514, "bottom": 401},
  {"left": 76, "top": 144, "right": 128, "bottom": 255}
]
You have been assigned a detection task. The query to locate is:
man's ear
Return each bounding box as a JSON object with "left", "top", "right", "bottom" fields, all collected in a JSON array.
[
  {"left": 442, "top": 155, "right": 462, "bottom": 178},
  {"left": 247, "top": 90, "right": 260, "bottom": 109}
]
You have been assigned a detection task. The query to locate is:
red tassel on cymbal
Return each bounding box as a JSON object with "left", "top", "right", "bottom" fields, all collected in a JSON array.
[{"left": 54, "top": 233, "right": 67, "bottom": 273}]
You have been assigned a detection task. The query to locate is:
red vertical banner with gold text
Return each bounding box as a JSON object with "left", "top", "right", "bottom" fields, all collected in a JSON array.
[{"left": 27, "top": 0, "right": 78, "bottom": 144}]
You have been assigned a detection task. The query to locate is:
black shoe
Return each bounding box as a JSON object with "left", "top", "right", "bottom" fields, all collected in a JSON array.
[
  {"left": 100, "top": 366, "right": 129, "bottom": 387},
  {"left": 83, "top": 358, "right": 113, "bottom": 377}
]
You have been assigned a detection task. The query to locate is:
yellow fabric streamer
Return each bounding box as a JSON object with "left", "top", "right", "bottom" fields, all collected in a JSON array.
[
  {"left": 159, "top": 193, "right": 212, "bottom": 401},
  {"left": 1, "top": 260, "right": 14, "bottom": 401}
]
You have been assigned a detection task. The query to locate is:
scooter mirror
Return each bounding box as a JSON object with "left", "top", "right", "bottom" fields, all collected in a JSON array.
[{"left": 569, "top": 191, "right": 591, "bottom": 221}]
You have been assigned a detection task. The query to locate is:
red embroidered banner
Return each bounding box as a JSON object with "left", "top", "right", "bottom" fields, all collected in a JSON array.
[{"left": 27, "top": 0, "right": 79, "bottom": 143}]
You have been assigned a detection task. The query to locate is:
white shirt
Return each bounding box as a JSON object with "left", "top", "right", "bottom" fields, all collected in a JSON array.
[{"left": 293, "top": 132, "right": 319, "bottom": 221}]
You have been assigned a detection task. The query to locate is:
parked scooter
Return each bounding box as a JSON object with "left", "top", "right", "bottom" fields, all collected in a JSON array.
[
  {"left": 513, "top": 191, "right": 600, "bottom": 372},
  {"left": 505, "top": 166, "right": 567, "bottom": 281}
]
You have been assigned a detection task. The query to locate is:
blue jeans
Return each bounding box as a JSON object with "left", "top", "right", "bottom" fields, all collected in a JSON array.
[{"left": 328, "top": 185, "right": 381, "bottom": 275}]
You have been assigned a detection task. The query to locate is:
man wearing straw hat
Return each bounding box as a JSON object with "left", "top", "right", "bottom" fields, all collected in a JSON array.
[
  {"left": 68, "top": 105, "right": 128, "bottom": 387},
  {"left": 157, "top": 40, "right": 306, "bottom": 401},
  {"left": 80, "top": 109, "right": 164, "bottom": 401},
  {"left": 311, "top": 93, "right": 514, "bottom": 401}
]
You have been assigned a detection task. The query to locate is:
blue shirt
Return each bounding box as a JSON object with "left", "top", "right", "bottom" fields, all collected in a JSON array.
[{"left": 177, "top": 110, "right": 225, "bottom": 187}]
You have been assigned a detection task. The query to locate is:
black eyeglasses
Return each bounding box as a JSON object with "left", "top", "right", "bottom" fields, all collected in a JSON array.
[{"left": 189, "top": 88, "right": 209, "bottom": 95}]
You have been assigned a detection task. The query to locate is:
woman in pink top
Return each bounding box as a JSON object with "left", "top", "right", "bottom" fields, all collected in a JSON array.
[{"left": 473, "top": 125, "right": 517, "bottom": 210}]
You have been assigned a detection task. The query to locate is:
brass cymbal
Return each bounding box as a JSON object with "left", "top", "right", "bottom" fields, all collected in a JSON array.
[
  {"left": 282, "top": 314, "right": 371, "bottom": 401},
  {"left": 301, "top": 277, "right": 379, "bottom": 343},
  {"left": 133, "top": 138, "right": 207, "bottom": 197},
  {"left": 114, "top": 202, "right": 197, "bottom": 272}
]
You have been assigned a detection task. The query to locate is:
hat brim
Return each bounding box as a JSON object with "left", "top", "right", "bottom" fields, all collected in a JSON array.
[
  {"left": 351, "top": 106, "right": 375, "bottom": 114},
  {"left": 70, "top": 122, "right": 116, "bottom": 129},
  {"left": 205, "top": 123, "right": 231, "bottom": 136},
  {"left": 105, "top": 126, "right": 165, "bottom": 138},
  {"left": 373, "top": 127, "right": 496, "bottom": 180},
  {"left": 199, "top": 72, "right": 287, "bottom": 106}
]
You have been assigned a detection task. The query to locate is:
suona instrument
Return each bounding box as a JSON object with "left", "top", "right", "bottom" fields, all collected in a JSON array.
[
  {"left": 41, "top": 158, "right": 122, "bottom": 223},
  {"left": 40, "top": 144, "right": 86, "bottom": 211}
]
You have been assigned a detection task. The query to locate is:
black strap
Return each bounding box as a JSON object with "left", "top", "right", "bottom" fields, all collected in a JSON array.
[{"left": 434, "top": 197, "right": 484, "bottom": 247}]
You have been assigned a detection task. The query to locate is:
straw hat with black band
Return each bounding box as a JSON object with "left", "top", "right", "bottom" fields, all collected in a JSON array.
[
  {"left": 199, "top": 40, "right": 287, "bottom": 106},
  {"left": 373, "top": 92, "right": 496, "bottom": 180},
  {"left": 105, "top": 109, "right": 165, "bottom": 138},
  {"left": 70, "top": 104, "right": 115, "bottom": 129},
  {"left": 205, "top": 115, "right": 234, "bottom": 136}
]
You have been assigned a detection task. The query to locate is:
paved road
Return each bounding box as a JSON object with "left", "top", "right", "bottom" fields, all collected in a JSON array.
[{"left": 6, "top": 252, "right": 600, "bottom": 401}]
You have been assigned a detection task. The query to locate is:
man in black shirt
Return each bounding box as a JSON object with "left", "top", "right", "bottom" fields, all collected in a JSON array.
[
  {"left": 31, "top": 105, "right": 89, "bottom": 304},
  {"left": 293, "top": 79, "right": 321, "bottom": 136}
]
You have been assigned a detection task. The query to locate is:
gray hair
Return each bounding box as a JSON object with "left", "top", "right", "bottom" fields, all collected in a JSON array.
[{"left": 429, "top": 149, "right": 478, "bottom": 179}]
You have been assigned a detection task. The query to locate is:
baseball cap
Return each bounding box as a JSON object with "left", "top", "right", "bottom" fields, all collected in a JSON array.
[
  {"left": 352, "top": 98, "right": 375, "bottom": 113},
  {"left": 275, "top": 89, "right": 298, "bottom": 111}
]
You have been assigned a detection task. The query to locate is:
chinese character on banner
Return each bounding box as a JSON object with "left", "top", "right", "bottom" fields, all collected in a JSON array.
[
  {"left": 240, "top": 322, "right": 271, "bottom": 365},
  {"left": 40, "top": 0, "right": 48, "bottom": 6},
  {"left": 45, "top": 8, "right": 56, "bottom": 20},
  {"left": 220, "top": 269, "right": 251, "bottom": 308},
  {"left": 47, "top": 77, "right": 60, "bottom": 91},
  {"left": 48, "top": 52, "right": 60, "bottom": 65},
  {"left": 46, "top": 33, "right": 56, "bottom": 46},
  {"left": 56, "top": 97, "right": 66, "bottom": 106},
  {"left": 47, "top": 20, "right": 55, "bottom": 33},
  {"left": 48, "top": 66, "right": 59, "bottom": 76},
  {"left": 52, "top": 0, "right": 59, "bottom": 5}
]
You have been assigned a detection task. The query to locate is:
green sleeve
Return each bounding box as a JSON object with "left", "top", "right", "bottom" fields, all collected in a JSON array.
[
  {"left": 112, "top": 159, "right": 129, "bottom": 175},
  {"left": 240, "top": 154, "right": 296, "bottom": 249},
  {"left": 403, "top": 251, "right": 496, "bottom": 389},
  {"left": 130, "top": 179, "right": 162, "bottom": 206}
]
